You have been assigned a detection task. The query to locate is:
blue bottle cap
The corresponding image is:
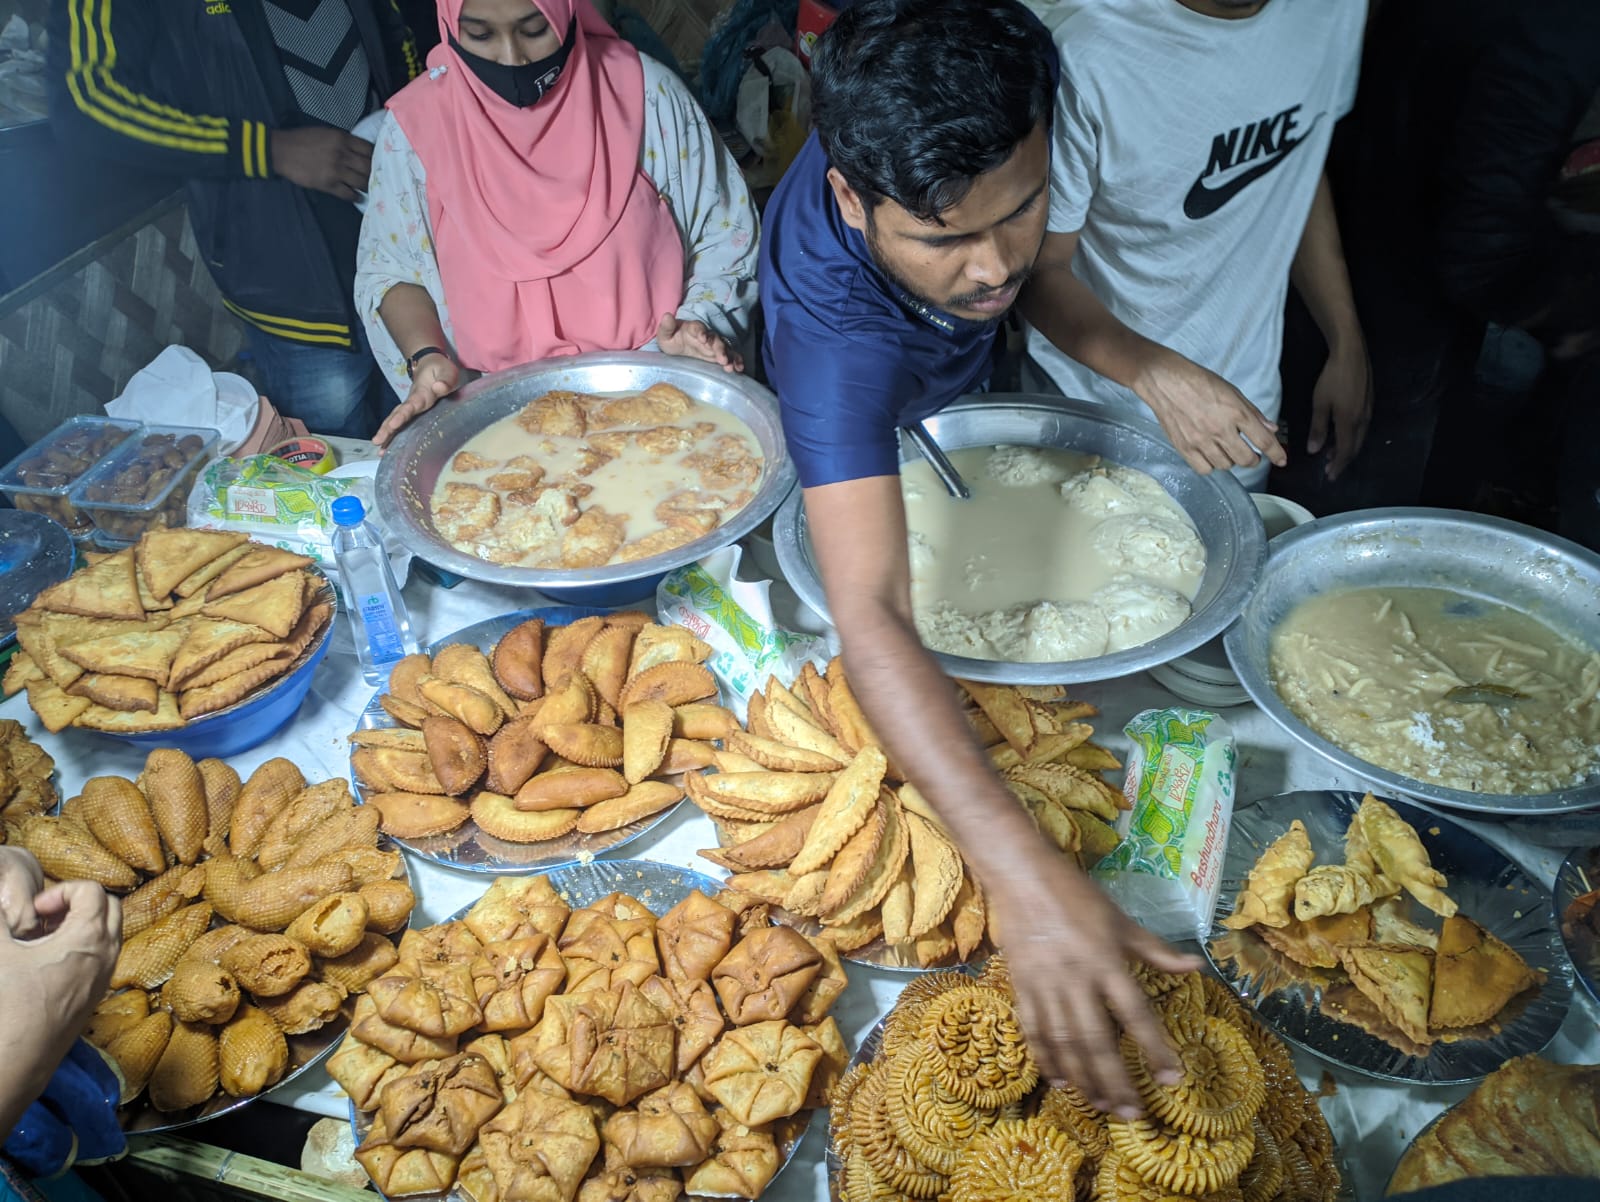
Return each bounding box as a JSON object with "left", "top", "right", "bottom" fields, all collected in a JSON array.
[{"left": 331, "top": 495, "right": 366, "bottom": 527}]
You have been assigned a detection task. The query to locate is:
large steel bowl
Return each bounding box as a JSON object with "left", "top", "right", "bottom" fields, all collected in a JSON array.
[
  {"left": 1224, "top": 508, "right": 1600, "bottom": 815},
  {"left": 772, "top": 394, "right": 1267, "bottom": 685},
  {"left": 375, "top": 352, "right": 796, "bottom": 590}
]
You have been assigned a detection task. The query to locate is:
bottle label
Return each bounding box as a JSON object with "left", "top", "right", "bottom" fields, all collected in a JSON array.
[{"left": 358, "top": 593, "right": 406, "bottom": 663}]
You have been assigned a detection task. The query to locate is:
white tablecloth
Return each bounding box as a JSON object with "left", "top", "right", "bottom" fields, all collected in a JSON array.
[{"left": 10, "top": 557, "right": 1596, "bottom": 1201}]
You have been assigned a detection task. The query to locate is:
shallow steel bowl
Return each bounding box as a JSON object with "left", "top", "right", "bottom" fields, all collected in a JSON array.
[
  {"left": 773, "top": 393, "right": 1267, "bottom": 685},
  {"left": 1224, "top": 508, "right": 1600, "bottom": 815},
  {"left": 375, "top": 352, "right": 795, "bottom": 591}
]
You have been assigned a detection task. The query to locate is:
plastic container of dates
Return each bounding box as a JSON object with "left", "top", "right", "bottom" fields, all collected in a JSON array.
[
  {"left": 69, "top": 423, "right": 221, "bottom": 545},
  {"left": 0, "top": 416, "right": 141, "bottom": 537}
]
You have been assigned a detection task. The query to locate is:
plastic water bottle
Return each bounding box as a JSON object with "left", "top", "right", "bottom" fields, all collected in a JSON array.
[{"left": 330, "top": 495, "right": 419, "bottom": 683}]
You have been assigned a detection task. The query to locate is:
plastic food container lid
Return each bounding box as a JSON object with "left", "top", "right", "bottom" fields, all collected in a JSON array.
[
  {"left": 0, "top": 416, "right": 141, "bottom": 499},
  {"left": 68, "top": 424, "right": 221, "bottom": 516}
]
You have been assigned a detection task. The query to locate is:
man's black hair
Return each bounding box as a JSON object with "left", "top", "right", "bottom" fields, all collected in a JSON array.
[{"left": 810, "top": 0, "right": 1057, "bottom": 222}]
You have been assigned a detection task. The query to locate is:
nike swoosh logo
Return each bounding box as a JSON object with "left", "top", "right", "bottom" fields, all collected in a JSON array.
[{"left": 1183, "top": 113, "right": 1323, "bottom": 220}]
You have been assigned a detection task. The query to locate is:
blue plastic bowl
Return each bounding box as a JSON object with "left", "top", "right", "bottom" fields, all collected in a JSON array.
[
  {"left": 101, "top": 578, "right": 337, "bottom": 759},
  {"left": 536, "top": 572, "right": 667, "bottom": 608}
]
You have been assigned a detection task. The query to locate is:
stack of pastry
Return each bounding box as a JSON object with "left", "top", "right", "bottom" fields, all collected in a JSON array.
[
  {"left": 1388, "top": 1055, "right": 1600, "bottom": 1193},
  {"left": 5, "top": 530, "right": 333, "bottom": 731},
  {"left": 1218, "top": 795, "right": 1543, "bottom": 1054},
  {"left": 17, "top": 753, "right": 416, "bottom": 1114},
  {"left": 0, "top": 717, "right": 58, "bottom": 822},
  {"left": 331, "top": 880, "right": 850, "bottom": 1200},
  {"left": 690, "top": 660, "right": 1125, "bottom": 968},
  {"left": 353, "top": 614, "right": 723, "bottom": 845},
  {"left": 834, "top": 961, "right": 1341, "bottom": 1202}
]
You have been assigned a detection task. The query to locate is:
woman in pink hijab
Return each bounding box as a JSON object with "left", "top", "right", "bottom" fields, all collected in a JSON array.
[{"left": 356, "top": 0, "right": 759, "bottom": 445}]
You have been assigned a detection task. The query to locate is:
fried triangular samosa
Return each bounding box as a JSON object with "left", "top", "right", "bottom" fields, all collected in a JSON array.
[{"left": 1429, "top": 914, "right": 1541, "bottom": 1030}]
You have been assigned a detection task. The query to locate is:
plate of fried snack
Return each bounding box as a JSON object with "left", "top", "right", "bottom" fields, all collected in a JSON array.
[
  {"left": 1206, "top": 791, "right": 1571, "bottom": 1085},
  {"left": 350, "top": 607, "right": 735, "bottom": 872},
  {"left": 4, "top": 528, "right": 334, "bottom": 754},
  {"left": 335, "top": 859, "right": 851, "bottom": 1201},
  {"left": 687, "top": 660, "right": 1126, "bottom": 970},
  {"left": 0, "top": 716, "right": 59, "bottom": 823},
  {"left": 7, "top": 751, "right": 417, "bottom": 1133},
  {"left": 1555, "top": 846, "right": 1600, "bottom": 1008},
  {"left": 1386, "top": 1055, "right": 1600, "bottom": 1193},
  {"left": 828, "top": 956, "right": 1345, "bottom": 1202}
]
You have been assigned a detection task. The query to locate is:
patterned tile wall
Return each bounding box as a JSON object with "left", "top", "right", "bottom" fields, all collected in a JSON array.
[{"left": 0, "top": 199, "right": 245, "bottom": 443}]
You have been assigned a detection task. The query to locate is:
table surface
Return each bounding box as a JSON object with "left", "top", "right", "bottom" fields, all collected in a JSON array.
[{"left": 13, "top": 548, "right": 1597, "bottom": 1201}]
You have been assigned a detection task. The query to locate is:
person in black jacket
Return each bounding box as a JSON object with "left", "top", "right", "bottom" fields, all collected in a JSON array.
[{"left": 46, "top": 1, "right": 421, "bottom": 438}]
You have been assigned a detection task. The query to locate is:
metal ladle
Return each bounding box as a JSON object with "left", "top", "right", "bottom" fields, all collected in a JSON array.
[{"left": 903, "top": 422, "right": 971, "bottom": 500}]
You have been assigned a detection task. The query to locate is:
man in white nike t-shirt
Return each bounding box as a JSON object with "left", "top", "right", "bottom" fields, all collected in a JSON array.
[{"left": 1020, "top": 0, "right": 1369, "bottom": 487}]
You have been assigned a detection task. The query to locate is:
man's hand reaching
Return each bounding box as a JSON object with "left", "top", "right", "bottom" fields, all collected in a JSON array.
[
  {"left": 1136, "top": 348, "right": 1287, "bottom": 475},
  {"left": 988, "top": 838, "right": 1201, "bottom": 1113}
]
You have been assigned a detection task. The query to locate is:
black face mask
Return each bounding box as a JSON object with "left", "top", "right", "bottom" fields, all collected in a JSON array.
[{"left": 449, "top": 17, "right": 576, "bottom": 108}]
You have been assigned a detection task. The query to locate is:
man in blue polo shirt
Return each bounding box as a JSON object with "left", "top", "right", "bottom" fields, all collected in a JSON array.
[{"left": 760, "top": 0, "right": 1197, "bottom": 1116}]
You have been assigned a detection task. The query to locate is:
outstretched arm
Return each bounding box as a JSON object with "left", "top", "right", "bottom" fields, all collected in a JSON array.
[{"left": 804, "top": 474, "right": 1197, "bottom": 1112}]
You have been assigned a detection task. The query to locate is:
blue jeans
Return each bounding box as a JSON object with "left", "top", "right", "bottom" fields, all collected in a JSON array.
[{"left": 244, "top": 322, "right": 386, "bottom": 438}]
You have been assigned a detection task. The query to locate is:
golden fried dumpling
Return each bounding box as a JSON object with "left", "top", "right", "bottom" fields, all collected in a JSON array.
[
  {"left": 803, "top": 1015, "right": 850, "bottom": 1110},
  {"left": 380, "top": 1052, "right": 506, "bottom": 1157},
  {"left": 220, "top": 932, "right": 312, "bottom": 998},
  {"left": 285, "top": 892, "right": 370, "bottom": 958},
  {"left": 1352, "top": 795, "right": 1457, "bottom": 918},
  {"left": 355, "top": 1112, "right": 461, "bottom": 1198},
  {"left": 112, "top": 902, "right": 215, "bottom": 990},
  {"left": 352, "top": 994, "right": 460, "bottom": 1064},
  {"left": 86, "top": 990, "right": 152, "bottom": 1049},
  {"left": 122, "top": 863, "right": 207, "bottom": 940},
  {"left": 637, "top": 975, "right": 724, "bottom": 1075},
  {"left": 148, "top": 1019, "right": 220, "bottom": 1112},
  {"left": 253, "top": 778, "right": 352, "bottom": 870},
  {"left": 360, "top": 878, "right": 418, "bottom": 935},
  {"left": 368, "top": 961, "right": 485, "bottom": 1038},
  {"left": 457, "top": 1144, "right": 503, "bottom": 1202},
  {"left": 601, "top": 1082, "right": 717, "bottom": 1169},
  {"left": 1429, "top": 914, "right": 1542, "bottom": 1030},
  {"left": 465, "top": 876, "right": 571, "bottom": 945},
  {"left": 463, "top": 1033, "right": 519, "bottom": 1103},
  {"left": 1293, "top": 862, "right": 1396, "bottom": 921},
  {"left": 219, "top": 1004, "right": 290, "bottom": 1097},
  {"left": 478, "top": 1089, "right": 601, "bottom": 1202},
  {"left": 471, "top": 935, "right": 567, "bottom": 1032},
  {"left": 1339, "top": 943, "right": 1435, "bottom": 1047},
  {"left": 1256, "top": 908, "right": 1373, "bottom": 971},
  {"left": 700, "top": 1020, "right": 822, "bottom": 1127},
  {"left": 559, "top": 906, "right": 659, "bottom": 995},
  {"left": 319, "top": 931, "right": 401, "bottom": 993},
  {"left": 790, "top": 933, "right": 849, "bottom": 1027},
  {"left": 712, "top": 926, "right": 823, "bottom": 1026},
  {"left": 328, "top": 1030, "right": 408, "bottom": 1111},
  {"left": 255, "top": 978, "right": 348, "bottom": 1035},
  {"left": 104, "top": 1010, "right": 174, "bottom": 1103},
  {"left": 532, "top": 983, "right": 675, "bottom": 1107},
  {"left": 163, "top": 958, "right": 242, "bottom": 1025},
  {"left": 576, "top": 1156, "right": 681, "bottom": 1202},
  {"left": 1220, "top": 820, "right": 1314, "bottom": 931},
  {"left": 682, "top": 1109, "right": 780, "bottom": 1198},
  {"left": 231, "top": 859, "right": 355, "bottom": 932},
  {"left": 653, "top": 889, "right": 734, "bottom": 984},
  {"left": 77, "top": 774, "right": 165, "bottom": 875},
  {"left": 399, "top": 921, "right": 484, "bottom": 973}
]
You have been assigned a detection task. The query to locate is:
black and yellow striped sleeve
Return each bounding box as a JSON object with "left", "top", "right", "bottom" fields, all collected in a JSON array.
[{"left": 49, "top": 0, "right": 276, "bottom": 180}]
